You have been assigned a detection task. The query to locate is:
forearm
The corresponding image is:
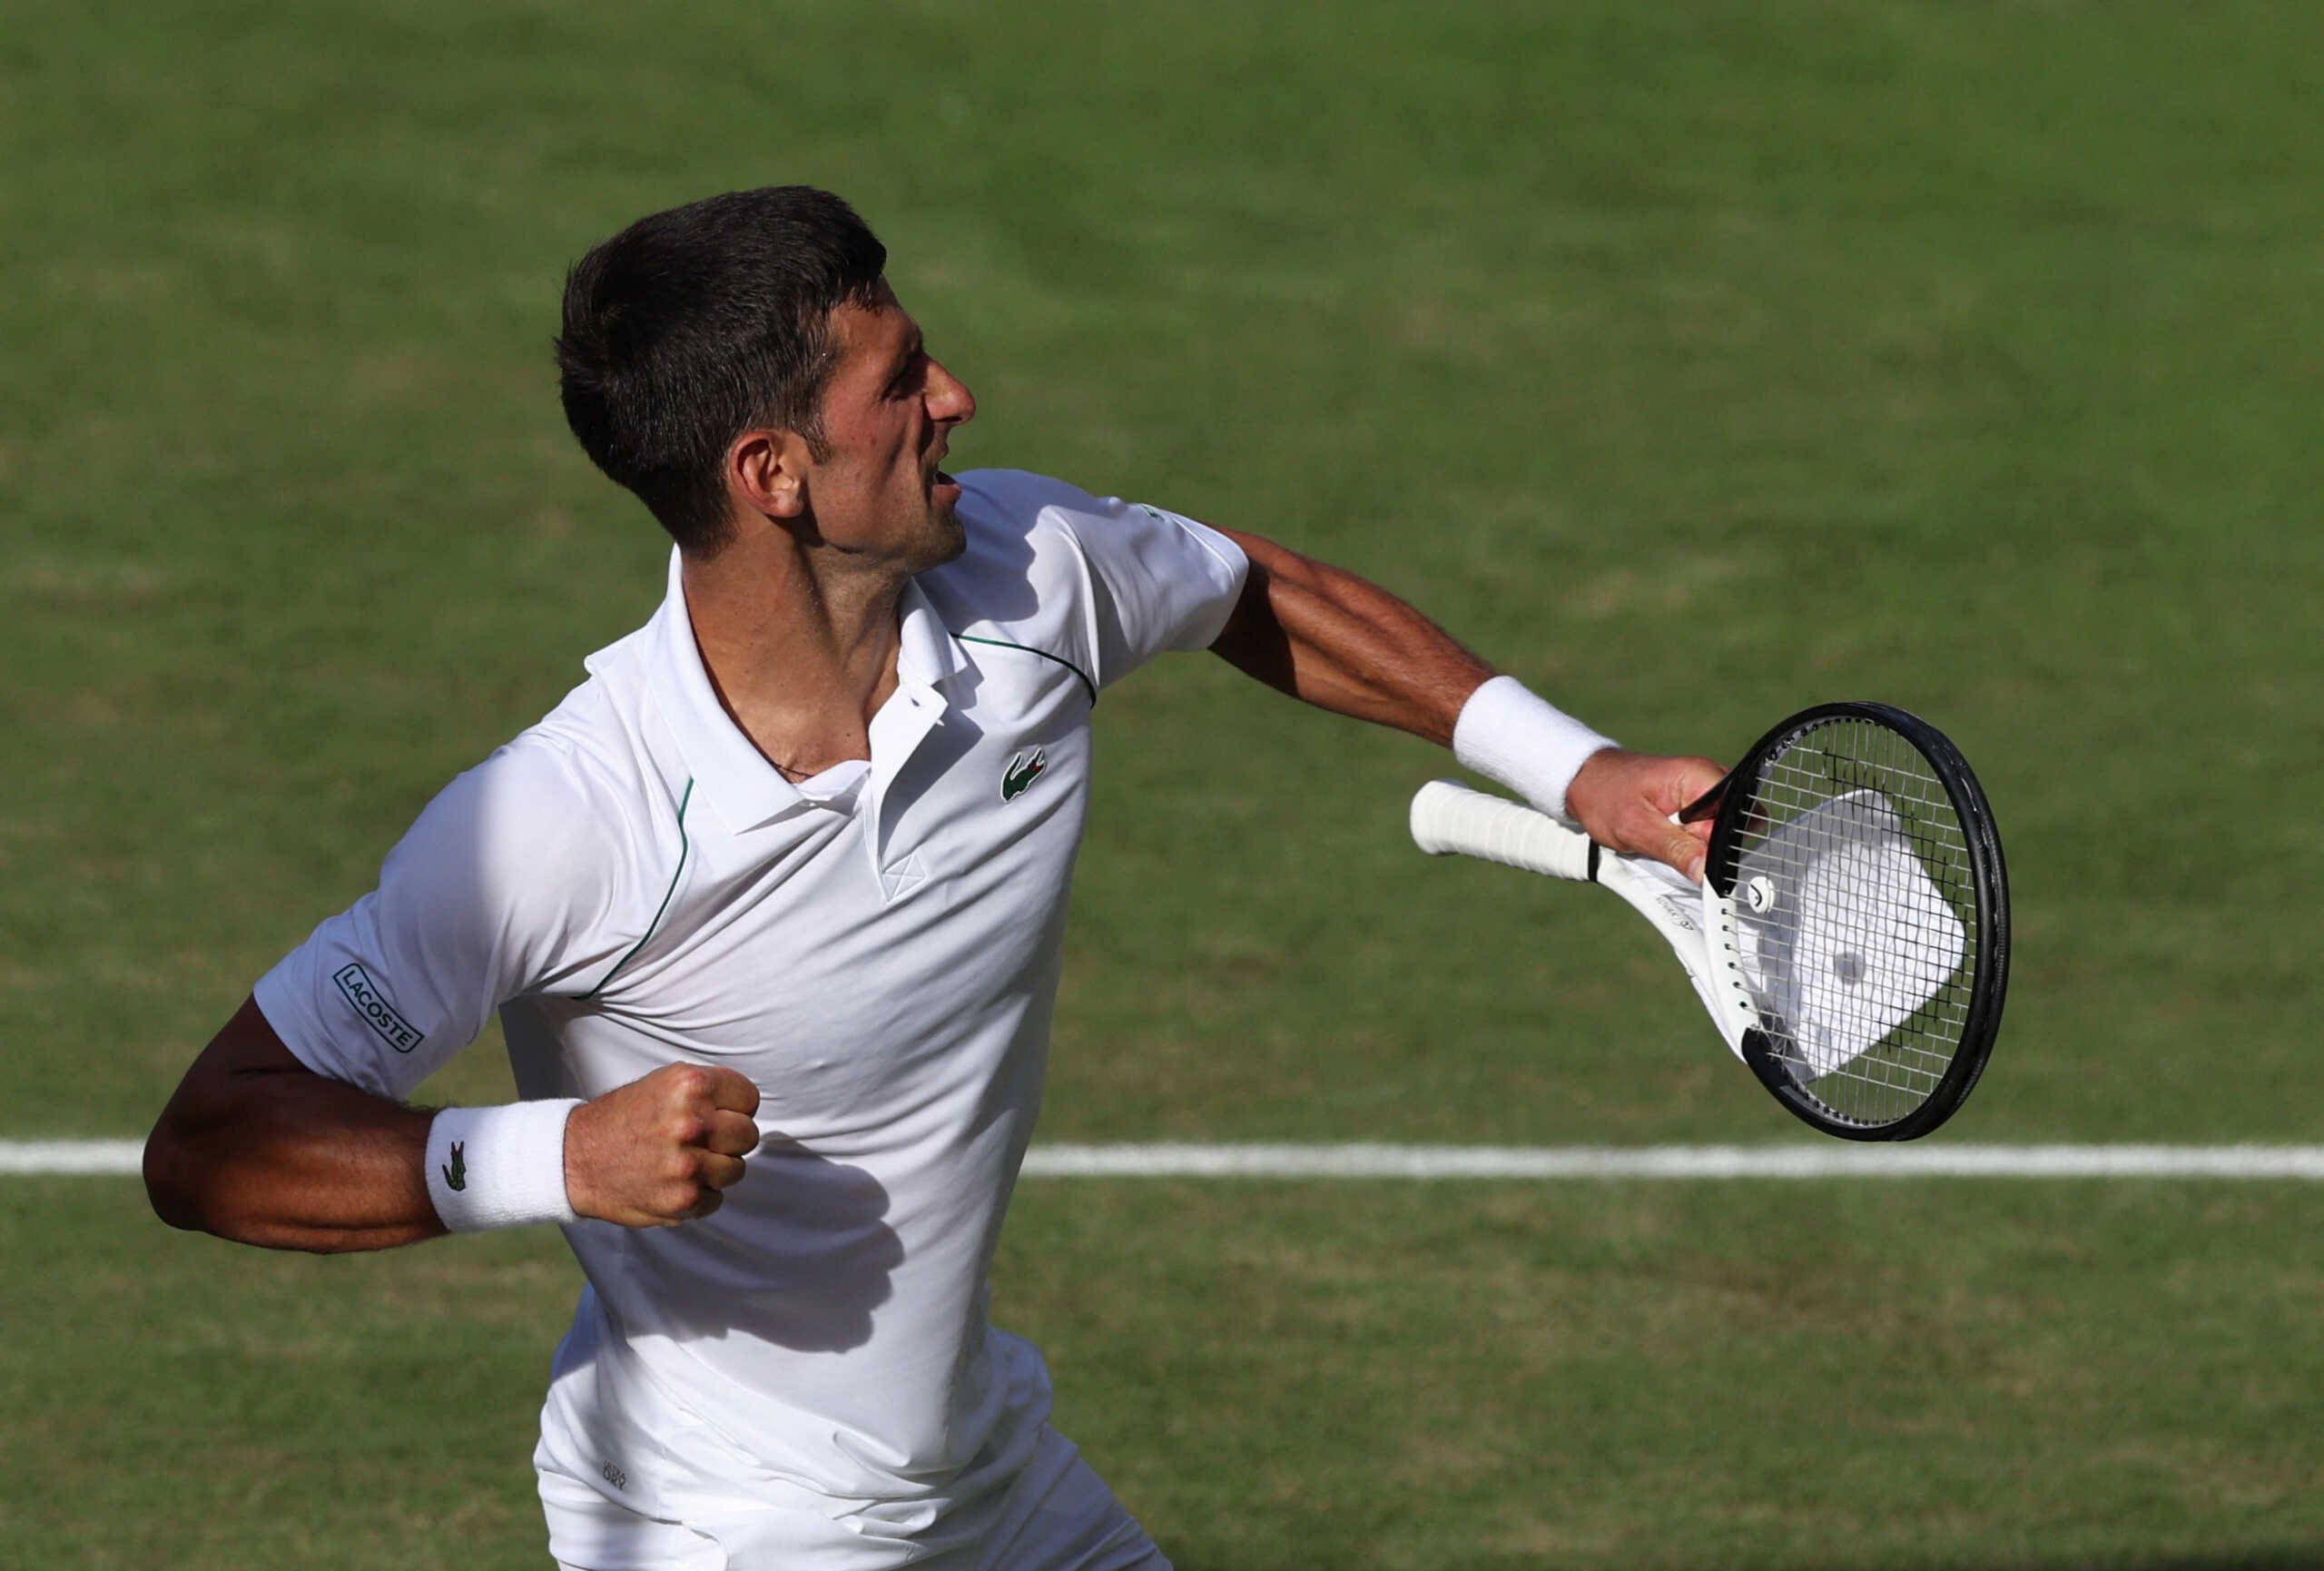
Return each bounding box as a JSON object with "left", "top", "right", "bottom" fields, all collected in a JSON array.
[
  {"left": 145, "top": 997, "right": 445, "bottom": 1253},
  {"left": 1208, "top": 528, "right": 1492, "bottom": 745},
  {"left": 151, "top": 997, "right": 762, "bottom": 1250},
  {"left": 1206, "top": 527, "right": 1718, "bottom": 869}
]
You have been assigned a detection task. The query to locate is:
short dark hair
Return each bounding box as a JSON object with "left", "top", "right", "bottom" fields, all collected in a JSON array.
[{"left": 556, "top": 186, "right": 888, "bottom": 554}]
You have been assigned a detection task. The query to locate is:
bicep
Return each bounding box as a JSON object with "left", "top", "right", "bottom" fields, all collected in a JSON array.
[{"left": 159, "top": 993, "right": 311, "bottom": 1125}]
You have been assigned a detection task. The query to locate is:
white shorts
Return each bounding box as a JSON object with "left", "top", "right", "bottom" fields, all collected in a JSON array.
[{"left": 538, "top": 1422, "right": 1169, "bottom": 1571}]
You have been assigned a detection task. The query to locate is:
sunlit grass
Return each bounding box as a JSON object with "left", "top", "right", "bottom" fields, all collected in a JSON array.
[{"left": 5, "top": 0, "right": 2320, "bottom": 1565}]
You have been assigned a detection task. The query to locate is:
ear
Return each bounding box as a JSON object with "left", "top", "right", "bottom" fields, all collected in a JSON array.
[{"left": 727, "top": 428, "right": 815, "bottom": 523}]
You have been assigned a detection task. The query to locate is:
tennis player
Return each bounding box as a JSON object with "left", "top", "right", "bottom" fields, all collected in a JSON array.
[{"left": 144, "top": 186, "right": 1721, "bottom": 1571}]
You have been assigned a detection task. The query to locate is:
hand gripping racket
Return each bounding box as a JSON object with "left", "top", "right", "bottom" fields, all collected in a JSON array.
[{"left": 1412, "top": 701, "right": 2009, "bottom": 1141}]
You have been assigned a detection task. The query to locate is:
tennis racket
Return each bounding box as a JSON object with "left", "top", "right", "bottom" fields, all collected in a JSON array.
[{"left": 1412, "top": 701, "right": 2009, "bottom": 1141}]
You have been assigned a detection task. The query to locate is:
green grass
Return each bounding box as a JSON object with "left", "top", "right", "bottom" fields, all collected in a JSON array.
[
  {"left": 5, "top": 0, "right": 2321, "bottom": 1566},
  {"left": 11, "top": 1179, "right": 2323, "bottom": 1570}
]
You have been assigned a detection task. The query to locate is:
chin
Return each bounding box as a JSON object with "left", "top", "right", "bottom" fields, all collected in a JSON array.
[
  {"left": 892, "top": 511, "right": 966, "bottom": 574},
  {"left": 911, "top": 504, "right": 969, "bottom": 570}
]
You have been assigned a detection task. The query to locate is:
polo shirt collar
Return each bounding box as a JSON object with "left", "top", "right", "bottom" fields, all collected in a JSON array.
[{"left": 633, "top": 547, "right": 961, "bottom": 834}]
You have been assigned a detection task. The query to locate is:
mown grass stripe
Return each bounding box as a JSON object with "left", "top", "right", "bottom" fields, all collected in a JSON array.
[{"left": 14, "top": 1141, "right": 2324, "bottom": 1179}]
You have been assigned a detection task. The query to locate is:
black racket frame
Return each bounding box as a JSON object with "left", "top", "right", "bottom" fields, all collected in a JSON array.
[{"left": 1687, "top": 701, "right": 2011, "bottom": 1141}]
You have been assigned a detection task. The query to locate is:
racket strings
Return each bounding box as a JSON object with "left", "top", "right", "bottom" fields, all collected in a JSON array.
[{"left": 1732, "top": 718, "right": 1980, "bottom": 1126}]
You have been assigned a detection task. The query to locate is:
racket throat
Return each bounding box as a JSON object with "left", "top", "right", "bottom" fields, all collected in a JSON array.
[{"left": 1698, "top": 884, "right": 1769, "bottom": 1058}]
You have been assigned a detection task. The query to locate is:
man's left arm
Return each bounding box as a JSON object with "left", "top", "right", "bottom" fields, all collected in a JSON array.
[{"left": 1206, "top": 528, "right": 1724, "bottom": 881}]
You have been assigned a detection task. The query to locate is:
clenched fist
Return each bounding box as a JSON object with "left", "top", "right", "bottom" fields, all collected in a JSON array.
[{"left": 564, "top": 1063, "right": 763, "bottom": 1227}]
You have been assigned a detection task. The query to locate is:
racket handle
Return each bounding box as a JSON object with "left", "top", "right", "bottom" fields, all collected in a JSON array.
[{"left": 1410, "top": 779, "right": 1597, "bottom": 883}]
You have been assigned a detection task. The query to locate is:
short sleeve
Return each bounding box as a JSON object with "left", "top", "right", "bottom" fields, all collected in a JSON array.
[
  {"left": 940, "top": 471, "right": 1249, "bottom": 691},
  {"left": 1076, "top": 497, "right": 1249, "bottom": 687},
  {"left": 251, "top": 740, "right": 634, "bottom": 1101}
]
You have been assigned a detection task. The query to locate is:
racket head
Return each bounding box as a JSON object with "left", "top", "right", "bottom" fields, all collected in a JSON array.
[{"left": 1703, "top": 702, "right": 2010, "bottom": 1141}]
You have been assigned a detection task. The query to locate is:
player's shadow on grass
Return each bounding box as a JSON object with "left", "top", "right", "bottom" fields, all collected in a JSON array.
[{"left": 629, "top": 1136, "right": 904, "bottom": 1353}]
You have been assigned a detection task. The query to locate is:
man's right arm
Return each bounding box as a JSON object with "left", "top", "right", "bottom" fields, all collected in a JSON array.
[
  {"left": 145, "top": 996, "right": 441, "bottom": 1250},
  {"left": 145, "top": 995, "right": 763, "bottom": 1252}
]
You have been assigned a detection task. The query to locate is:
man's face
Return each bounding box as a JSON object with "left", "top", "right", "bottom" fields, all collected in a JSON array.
[{"left": 797, "top": 284, "right": 977, "bottom": 572}]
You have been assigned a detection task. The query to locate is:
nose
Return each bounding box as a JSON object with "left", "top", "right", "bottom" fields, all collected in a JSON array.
[{"left": 926, "top": 356, "right": 976, "bottom": 427}]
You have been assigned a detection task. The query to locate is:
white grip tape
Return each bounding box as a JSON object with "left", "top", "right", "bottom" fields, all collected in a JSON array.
[
  {"left": 1410, "top": 779, "right": 1596, "bottom": 883},
  {"left": 1412, "top": 778, "right": 1753, "bottom": 1062},
  {"left": 424, "top": 1100, "right": 584, "bottom": 1233}
]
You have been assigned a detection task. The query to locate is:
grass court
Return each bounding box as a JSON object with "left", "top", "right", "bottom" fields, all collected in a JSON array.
[{"left": 5, "top": 3, "right": 2320, "bottom": 1566}]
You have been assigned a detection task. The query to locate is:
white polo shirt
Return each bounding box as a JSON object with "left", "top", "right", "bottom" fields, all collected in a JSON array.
[{"left": 253, "top": 469, "right": 1247, "bottom": 1562}]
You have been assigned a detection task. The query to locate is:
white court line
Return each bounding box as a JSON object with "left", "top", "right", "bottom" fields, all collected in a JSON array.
[
  {"left": 0, "top": 1141, "right": 147, "bottom": 1174},
  {"left": 1024, "top": 1143, "right": 2324, "bottom": 1179},
  {"left": 13, "top": 1140, "right": 2324, "bottom": 1180}
]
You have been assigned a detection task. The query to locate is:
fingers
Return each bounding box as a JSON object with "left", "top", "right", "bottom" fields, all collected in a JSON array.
[
  {"left": 704, "top": 1066, "right": 762, "bottom": 1118},
  {"left": 657, "top": 1067, "right": 759, "bottom": 1157},
  {"left": 661, "top": 1070, "right": 759, "bottom": 1200},
  {"left": 703, "top": 1108, "right": 761, "bottom": 1160},
  {"left": 635, "top": 1144, "right": 746, "bottom": 1227},
  {"left": 1569, "top": 749, "right": 1725, "bottom": 884},
  {"left": 1678, "top": 780, "right": 1725, "bottom": 825},
  {"left": 693, "top": 1148, "right": 748, "bottom": 1193},
  {"left": 566, "top": 1062, "right": 765, "bottom": 1230},
  {"left": 1648, "top": 756, "right": 1728, "bottom": 817},
  {"left": 1659, "top": 825, "right": 1709, "bottom": 884},
  {"left": 1611, "top": 799, "right": 1708, "bottom": 882},
  {"left": 647, "top": 1065, "right": 761, "bottom": 1137}
]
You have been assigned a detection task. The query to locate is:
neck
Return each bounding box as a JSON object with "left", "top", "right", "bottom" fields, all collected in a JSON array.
[{"left": 680, "top": 527, "right": 911, "bottom": 782}]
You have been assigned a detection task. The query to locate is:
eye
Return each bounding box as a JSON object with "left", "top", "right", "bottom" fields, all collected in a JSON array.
[{"left": 884, "top": 351, "right": 928, "bottom": 400}]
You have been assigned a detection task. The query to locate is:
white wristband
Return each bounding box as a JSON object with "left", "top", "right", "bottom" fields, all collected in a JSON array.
[
  {"left": 1452, "top": 675, "right": 1620, "bottom": 823},
  {"left": 425, "top": 1100, "right": 583, "bottom": 1232}
]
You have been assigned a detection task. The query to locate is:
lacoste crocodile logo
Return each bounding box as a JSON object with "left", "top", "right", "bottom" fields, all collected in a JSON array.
[
  {"left": 442, "top": 1141, "right": 467, "bottom": 1192},
  {"left": 1001, "top": 748, "right": 1049, "bottom": 802}
]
